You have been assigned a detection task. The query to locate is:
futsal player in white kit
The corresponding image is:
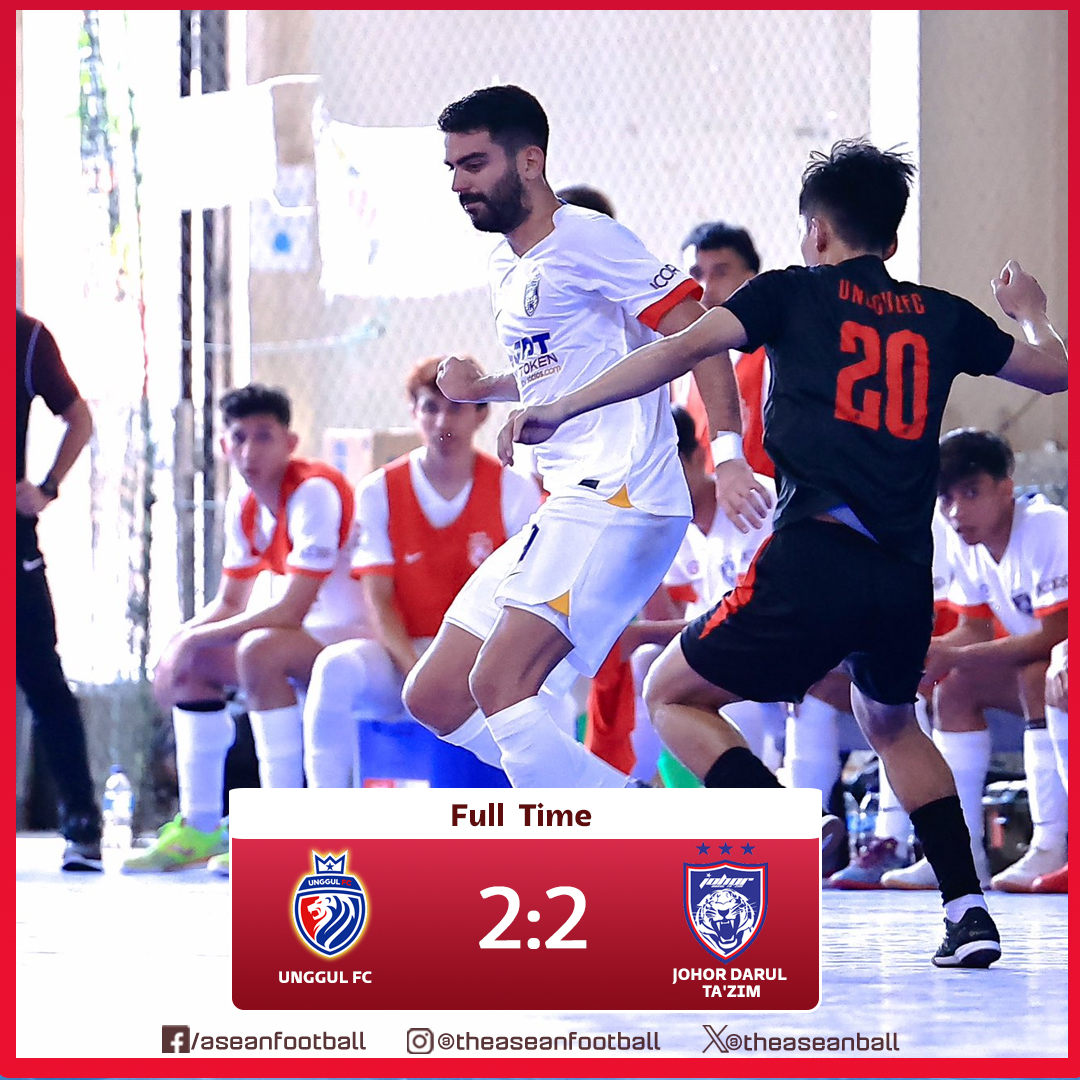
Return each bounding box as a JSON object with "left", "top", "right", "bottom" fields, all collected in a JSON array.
[{"left": 402, "top": 85, "right": 739, "bottom": 787}]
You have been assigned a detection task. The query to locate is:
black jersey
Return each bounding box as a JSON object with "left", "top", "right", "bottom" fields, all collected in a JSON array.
[
  {"left": 722, "top": 255, "right": 1014, "bottom": 564},
  {"left": 16, "top": 311, "right": 81, "bottom": 561}
]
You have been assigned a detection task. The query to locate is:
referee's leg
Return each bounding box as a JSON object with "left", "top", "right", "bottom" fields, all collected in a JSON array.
[{"left": 15, "top": 564, "right": 99, "bottom": 840}]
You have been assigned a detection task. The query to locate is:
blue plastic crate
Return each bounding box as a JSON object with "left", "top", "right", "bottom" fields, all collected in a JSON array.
[{"left": 357, "top": 718, "right": 510, "bottom": 788}]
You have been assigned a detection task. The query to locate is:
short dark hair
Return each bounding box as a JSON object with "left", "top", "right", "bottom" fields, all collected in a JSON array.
[
  {"left": 556, "top": 184, "right": 616, "bottom": 218},
  {"left": 438, "top": 85, "right": 549, "bottom": 156},
  {"left": 671, "top": 405, "right": 700, "bottom": 458},
  {"left": 799, "top": 138, "right": 915, "bottom": 253},
  {"left": 220, "top": 383, "right": 291, "bottom": 427},
  {"left": 680, "top": 221, "right": 761, "bottom": 274},
  {"left": 938, "top": 428, "right": 1014, "bottom": 493}
]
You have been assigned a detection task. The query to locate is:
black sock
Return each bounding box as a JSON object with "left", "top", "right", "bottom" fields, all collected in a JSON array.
[
  {"left": 175, "top": 699, "right": 228, "bottom": 712},
  {"left": 909, "top": 794, "right": 983, "bottom": 903},
  {"left": 704, "top": 746, "right": 783, "bottom": 789},
  {"left": 1025, "top": 717, "right": 1047, "bottom": 730}
]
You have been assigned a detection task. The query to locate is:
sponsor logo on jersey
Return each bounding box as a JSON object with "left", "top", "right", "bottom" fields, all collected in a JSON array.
[
  {"left": 684, "top": 860, "right": 767, "bottom": 961},
  {"left": 1037, "top": 573, "right": 1067, "bottom": 597},
  {"left": 651, "top": 264, "right": 680, "bottom": 289},
  {"left": 467, "top": 531, "right": 495, "bottom": 568},
  {"left": 510, "top": 331, "right": 562, "bottom": 388},
  {"left": 292, "top": 851, "right": 367, "bottom": 958},
  {"left": 523, "top": 269, "right": 541, "bottom": 316}
]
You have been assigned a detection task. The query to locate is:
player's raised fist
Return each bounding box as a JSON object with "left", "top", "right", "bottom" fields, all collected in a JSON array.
[
  {"left": 992, "top": 259, "right": 1047, "bottom": 321},
  {"left": 436, "top": 354, "right": 486, "bottom": 402}
]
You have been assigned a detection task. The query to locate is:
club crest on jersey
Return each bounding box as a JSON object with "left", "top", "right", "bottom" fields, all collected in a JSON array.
[
  {"left": 684, "top": 861, "right": 767, "bottom": 961},
  {"left": 523, "top": 269, "right": 541, "bottom": 316},
  {"left": 292, "top": 851, "right": 367, "bottom": 958}
]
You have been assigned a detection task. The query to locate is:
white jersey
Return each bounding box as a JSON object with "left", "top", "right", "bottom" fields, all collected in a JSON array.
[
  {"left": 664, "top": 475, "right": 776, "bottom": 620},
  {"left": 352, "top": 448, "right": 542, "bottom": 572},
  {"left": 221, "top": 462, "right": 368, "bottom": 638},
  {"left": 490, "top": 203, "right": 698, "bottom": 516},
  {"left": 930, "top": 504, "right": 954, "bottom": 604},
  {"left": 944, "top": 494, "right": 1068, "bottom": 635}
]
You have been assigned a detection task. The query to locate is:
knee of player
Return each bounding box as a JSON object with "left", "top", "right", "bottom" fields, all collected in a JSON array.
[
  {"left": 310, "top": 641, "right": 364, "bottom": 697},
  {"left": 235, "top": 628, "right": 288, "bottom": 682},
  {"left": 401, "top": 664, "right": 442, "bottom": 728}
]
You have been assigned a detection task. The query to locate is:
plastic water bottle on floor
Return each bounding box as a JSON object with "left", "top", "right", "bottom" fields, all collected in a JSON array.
[
  {"left": 102, "top": 766, "right": 133, "bottom": 850},
  {"left": 859, "top": 789, "right": 879, "bottom": 848},
  {"left": 843, "top": 790, "right": 862, "bottom": 860}
]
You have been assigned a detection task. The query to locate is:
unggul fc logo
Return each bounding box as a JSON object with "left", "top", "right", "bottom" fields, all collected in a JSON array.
[{"left": 292, "top": 851, "right": 368, "bottom": 958}]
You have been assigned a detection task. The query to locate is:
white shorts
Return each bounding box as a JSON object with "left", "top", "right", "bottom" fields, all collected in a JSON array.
[{"left": 444, "top": 494, "right": 689, "bottom": 678}]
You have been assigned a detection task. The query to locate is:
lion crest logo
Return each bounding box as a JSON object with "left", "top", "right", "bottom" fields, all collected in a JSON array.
[
  {"left": 684, "top": 860, "right": 767, "bottom": 961},
  {"left": 292, "top": 851, "right": 367, "bottom": 958}
]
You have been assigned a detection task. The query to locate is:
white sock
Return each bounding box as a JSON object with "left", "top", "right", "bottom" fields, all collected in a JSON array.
[
  {"left": 629, "top": 644, "right": 664, "bottom": 781},
  {"left": 485, "top": 695, "right": 629, "bottom": 788},
  {"left": 439, "top": 708, "right": 504, "bottom": 769},
  {"left": 1046, "top": 705, "right": 1069, "bottom": 793},
  {"left": 784, "top": 695, "right": 840, "bottom": 811},
  {"left": 945, "top": 893, "right": 988, "bottom": 923},
  {"left": 1024, "top": 721, "right": 1068, "bottom": 851},
  {"left": 874, "top": 763, "right": 911, "bottom": 855},
  {"left": 720, "top": 699, "right": 770, "bottom": 760},
  {"left": 172, "top": 704, "right": 235, "bottom": 833},
  {"left": 913, "top": 693, "right": 933, "bottom": 735},
  {"left": 933, "top": 728, "right": 991, "bottom": 866},
  {"left": 248, "top": 704, "right": 305, "bottom": 788},
  {"left": 303, "top": 639, "right": 404, "bottom": 788}
]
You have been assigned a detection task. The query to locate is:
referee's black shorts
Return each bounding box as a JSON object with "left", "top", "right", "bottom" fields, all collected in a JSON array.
[{"left": 679, "top": 518, "right": 934, "bottom": 706}]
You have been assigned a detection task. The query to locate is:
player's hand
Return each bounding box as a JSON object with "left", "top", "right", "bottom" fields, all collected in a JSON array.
[
  {"left": 714, "top": 459, "right": 772, "bottom": 533},
  {"left": 497, "top": 403, "right": 565, "bottom": 466},
  {"left": 922, "top": 640, "right": 963, "bottom": 687},
  {"left": 1046, "top": 640, "right": 1067, "bottom": 711},
  {"left": 15, "top": 479, "right": 52, "bottom": 517},
  {"left": 436, "top": 354, "right": 487, "bottom": 402},
  {"left": 992, "top": 259, "right": 1047, "bottom": 322}
]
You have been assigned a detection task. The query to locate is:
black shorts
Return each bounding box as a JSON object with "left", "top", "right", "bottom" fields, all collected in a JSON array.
[{"left": 680, "top": 519, "right": 933, "bottom": 706}]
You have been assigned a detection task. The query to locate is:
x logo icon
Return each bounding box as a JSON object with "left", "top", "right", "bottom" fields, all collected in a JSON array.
[{"left": 702, "top": 1023, "right": 728, "bottom": 1053}]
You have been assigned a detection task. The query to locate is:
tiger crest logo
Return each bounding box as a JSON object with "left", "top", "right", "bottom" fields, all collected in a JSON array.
[
  {"left": 684, "top": 861, "right": 767, "bottom": 961},
  {"left": 292, "top": 851, "right": 368, "bottom": 958}
]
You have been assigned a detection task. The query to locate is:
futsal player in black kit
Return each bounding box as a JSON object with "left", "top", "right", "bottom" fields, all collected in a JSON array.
[{"left": 500, "top": 140, "right": 1068, "bottom": 967}]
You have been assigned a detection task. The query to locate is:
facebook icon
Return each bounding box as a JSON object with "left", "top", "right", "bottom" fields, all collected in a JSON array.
[{"left": 161, "top": 1025, "right": 190, "bottom": 1053}]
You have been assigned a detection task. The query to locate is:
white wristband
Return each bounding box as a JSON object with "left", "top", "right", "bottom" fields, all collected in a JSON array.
[{"left": 710, "top": 431, "right": 745, "bottom": 464}]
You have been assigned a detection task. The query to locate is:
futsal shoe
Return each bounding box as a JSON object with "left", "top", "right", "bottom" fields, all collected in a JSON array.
[
  {"left": 931, "top": 906, "right": 1001, "bottom": 969},
  {"left": 821, "top": 813, "right": 844, "bottom": 859},
  {"left": 992, "top": 844, "right": 1067, "bottom": 892},
  {"left": 882, "top": 850, "right": 991, "bottom": 891},
  {"left": 827, "top": 837, "right": 908, "bottom": 889},
  {"left": 207, "top": 851, "right": 231, "bottom": 877},
  {"left": 61, "top": 839, "right": 103, "bottom": 873},
  {"left": 120, "top": 815, "right": 227, "bottom": 873},
  {"left": 1030, "top": 863, "right": 1068, "bottom": 893}
]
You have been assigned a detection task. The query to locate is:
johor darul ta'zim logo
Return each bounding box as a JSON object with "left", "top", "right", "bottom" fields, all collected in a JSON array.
[{"left": 684, "top": 859, "right": 768, "bottom": 961}]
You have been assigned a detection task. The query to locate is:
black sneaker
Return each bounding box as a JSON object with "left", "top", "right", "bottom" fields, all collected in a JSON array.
[
  {"left": 61, "top": 839, "right": 103, "bottom": 873},
  {"left": 931, "top": 907, "right": 1001, "bottom": 969},
  {"left": 821, "top": 813, "right": 844, "bottom": 858}
]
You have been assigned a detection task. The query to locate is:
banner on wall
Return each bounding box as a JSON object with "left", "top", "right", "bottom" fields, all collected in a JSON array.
[{"left": 314, "top": 120, "right": 496, "bottom": 299}]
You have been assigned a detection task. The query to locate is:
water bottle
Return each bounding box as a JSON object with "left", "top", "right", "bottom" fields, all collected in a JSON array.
[
  {"left": 102, "top": 765, "right": 134, "bottom": 850},
  {"left": 859, "top": 790, "right": 879, "bottom": 850},
  {"left": 843, "top": 789, "right": 861, "bottom": 861}
]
